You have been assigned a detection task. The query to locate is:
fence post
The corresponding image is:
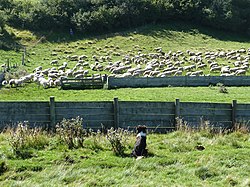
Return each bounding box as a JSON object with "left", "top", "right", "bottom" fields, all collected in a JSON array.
[
  {"left": 113, "top": 97, "right": 119, "bottom": 129},
  {"left": 50, "top": 96, "right": 56, "bottom": 129},
  {"left": 175, "top": 99, "right": 180, "bottom": 129},
  {"left": 232, "top": 100, "right": 237, "bottom": 129}
]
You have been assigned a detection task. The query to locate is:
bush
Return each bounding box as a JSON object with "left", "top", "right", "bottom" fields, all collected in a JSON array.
[
  {"left": 0, "top": 10, "right": 7, "bottom": 31},
  {"left": 55, "top": 116, "right": 87, "bottom": 149},
  {"left": 0, "top": 160, "right": 8, "bottom": 175}
]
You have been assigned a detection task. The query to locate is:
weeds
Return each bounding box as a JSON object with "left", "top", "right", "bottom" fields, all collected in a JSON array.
[
  {"left": 217, "top": 83, "right": 228, "bottom": 94},
  {"left": 8, "top": 121, "right": 49, "bottom": 159},
  {"left": 176, "top": 117, "right": 218, "bottom": 137},
  {"left": 106, "top": 127, "right": 132, "bottom": 156},
  {"left": 176, "top": 118, "right": 192, "bottom": 132},
  {"left": 86, "top": 129, "right": 104, "bottom": 151},
  {"left": 55, "top": 117, "right": 87, "bottom": 149},
  {"left": 233, "top": 123, "right": 249, "bottom": 134}
]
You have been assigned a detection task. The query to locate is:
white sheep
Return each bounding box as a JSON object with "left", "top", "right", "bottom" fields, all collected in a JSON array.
[
  {"left": 235, "top": 69, "right": 246, "bottom": 75},
  {"left": 34, "top": 66, "right": 42, "bottom": 72},
  {"left": 1, "top": 80, "right": 8, "bottom": 86},
  {"left": 50, "top": 60, "right": 58, "bottom": 66},
  {"left": 210, "top": 66, "right": 221, "bottom": 72}
]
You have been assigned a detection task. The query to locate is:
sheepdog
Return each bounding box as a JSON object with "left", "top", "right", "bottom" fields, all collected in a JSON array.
[{"left": 131, "top": 125, "right": 148, "bottom": 158}]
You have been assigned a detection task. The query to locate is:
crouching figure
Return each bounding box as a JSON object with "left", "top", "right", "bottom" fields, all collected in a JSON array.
[{"left": 131, "top": 125, "right": 148, "bottom": 158}]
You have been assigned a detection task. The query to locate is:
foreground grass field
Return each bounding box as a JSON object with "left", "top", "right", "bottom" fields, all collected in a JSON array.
[
  {"left": 0, "top": 84, "right": 250, "bottom": 103},
  {"left": 0, "top": 126, "right": 249, "bottom": 187}
]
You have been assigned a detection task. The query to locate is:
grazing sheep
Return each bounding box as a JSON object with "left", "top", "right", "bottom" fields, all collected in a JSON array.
[
  {"left": 238, "top": 49, "right": 246, "bottom": 53},
  {"left": 233, "top": 61, "right": 242, "bottom": 67},
  {"left": 183, "top": 65, "right": 196, "bottom": 71},
  {"left": 1, "top": 80, "right": 8, "bottom": 86},
  {"left": 9, "top": 79, "right": 23, "bottom": 87},
  {"left": 221, "top": 66, "right": 230, "bottom": 74},
  {"left": 197, "top": 64, "right": 207, "bottom": 69},
  {"left": 58, "top": 65, "right": 66, "bottom": 71},
  {"left": 54, "top": 78, "right": 62, "bottom": 86},
  {"left": 235, "top": 69, "right": 246, "bottom": 75},
  {"left": 190, "top": 70, "right": 203, "bottom": 76},
  {"left": 78, "top": 55, "right": 88, "bottom": 60},
  {"left": 209, "top": 62, "right": 218, "bottom": 68},
  {"left": 38, "top": 77, "right": 53, "bottom": 88},
  {"left": 34, "top": 66, "right": 42, "bottom": 72},
  {"left": 70, "top": 55, "right": 78, "bottom": 61},
  {"left": 65, "top": 69, "right": 73, "bottom": 77},
  {"left": 174, "top": 71, "right": 182, "bottom": 76},
  {"left": 48, "top": 73, "right": 58, "bottom": 79},
  {"left": 73, "top": 69, "right": 85, "bottom": 77},
  {"left": 210, "top": 66, "right": 221, "bottom": 72},
  {"left": 75, "top": 74, "right": 84, "bottom": 79},
  {"left": 50, "top": 60, "right": 58, "bottom": 66}
]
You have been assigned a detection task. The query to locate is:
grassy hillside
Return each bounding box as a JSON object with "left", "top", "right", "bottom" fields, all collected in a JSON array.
[
  {"left": 0, "top": 126, "right": 249, "bottom": 186},
  {"left": 1, "top": 22, "right": 249, "bottom": 73},
  {"left": 0, "top": 22, "right": 250, "bottom": 101}
]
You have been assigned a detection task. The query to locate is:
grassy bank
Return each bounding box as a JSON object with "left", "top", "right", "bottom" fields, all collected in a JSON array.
[{"left": 1, "top": 22, "right": 250, "bottom": 74}]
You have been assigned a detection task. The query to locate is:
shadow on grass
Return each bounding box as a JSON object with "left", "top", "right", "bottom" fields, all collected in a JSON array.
[
  {"left": 134, "top": 20, "right": 250, "bottom": 43},
  {"left": 3, "top": 20, "right": 250, "bottom": 46},
  {"left": 39, "top": 20, "right": 250, "bottom": 44},
  {"left": 0, "top": 29, "right": 23, "bottom": 51}
]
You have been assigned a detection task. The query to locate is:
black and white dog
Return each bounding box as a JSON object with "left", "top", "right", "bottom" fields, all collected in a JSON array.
[{"left": 131, "top": 125, "right": 148, "bottom": 158}]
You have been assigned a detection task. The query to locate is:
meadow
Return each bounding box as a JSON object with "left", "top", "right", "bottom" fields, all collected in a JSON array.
[
  {"left": 0, "top": 122, "right": 249, "bottom": 187},
  {"left": 1, "top": 22, "right": 250, "bottom": 102}
]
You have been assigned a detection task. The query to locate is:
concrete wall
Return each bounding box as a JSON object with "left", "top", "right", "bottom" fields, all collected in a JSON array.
[
  {"left": 0, "top": 98, "right": 249, "bottom": 131},
  {"left": 107, "top": 76, "right": 250, "bottom": 88}
]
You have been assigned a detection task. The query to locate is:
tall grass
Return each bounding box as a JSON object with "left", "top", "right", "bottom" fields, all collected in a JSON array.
[{"left": 0, "top": 118, "right": 249, "bottom": 186}]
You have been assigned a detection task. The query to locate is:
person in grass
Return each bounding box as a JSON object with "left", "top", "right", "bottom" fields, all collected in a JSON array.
[{"left": 131, "top": 125, "right": 148, "bottom": 158}]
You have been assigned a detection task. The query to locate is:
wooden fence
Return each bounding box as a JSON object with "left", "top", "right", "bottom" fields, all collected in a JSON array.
[
  {"left": 107, "top": 76, "right": 250, "bottom": 88},
  {"left": 60, "top": 76, "right": 106, "bottom": 90},
  {"left": 0, "top": 97, "right": 249, "bottom": 131}
]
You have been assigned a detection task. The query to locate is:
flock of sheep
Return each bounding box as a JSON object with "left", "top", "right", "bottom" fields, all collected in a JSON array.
[{"left": 1, "top": 44, "right": 250, "bottom": 89}]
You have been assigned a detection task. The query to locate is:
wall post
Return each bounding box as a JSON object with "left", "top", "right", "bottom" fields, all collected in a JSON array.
[
  {"left": 113, "top": 97, "right": 119, "bottom": 129},
  {"left": 50, "top": 96, "right": 56, "bottom": 129},
  {"left": 232, "top": 100, "right": 237, "bottom": 129},
  {"left": 175, "top": 99, "right": 180, "bottom": 129}
]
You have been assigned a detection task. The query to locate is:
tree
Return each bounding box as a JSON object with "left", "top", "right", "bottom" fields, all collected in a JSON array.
[{"left": 0, "top": 10, "right": 7, "bottom": 31}]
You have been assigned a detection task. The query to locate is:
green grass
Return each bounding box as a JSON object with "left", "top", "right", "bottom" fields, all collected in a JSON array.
[
  {"left": 1, "top": 22, "right": 250, "bottom": 74},
  {"left": 0, "top": 83, "right": 250, "bottom": 103},
  {"left": 1, "top": 22, "right": 250, "bottom": 101},
  {"left": 0, "top": 129, "right": 250, "bottom": 186}
]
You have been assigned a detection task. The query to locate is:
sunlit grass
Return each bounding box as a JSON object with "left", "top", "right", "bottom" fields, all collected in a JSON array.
[
  {"left": 0, "top": 83, "right": 250, "bottom": 103},
  {"left": 1, "top": 22, "right": 250, "bottom": 102}
]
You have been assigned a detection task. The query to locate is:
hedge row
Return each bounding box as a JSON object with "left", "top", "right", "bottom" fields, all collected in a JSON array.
[{"left": 0, "top": 0, "right": 250, "bottom": 35}]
